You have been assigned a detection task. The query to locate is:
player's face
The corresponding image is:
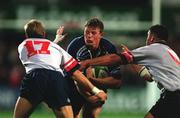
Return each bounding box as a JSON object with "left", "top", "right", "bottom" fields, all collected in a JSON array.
[{"left": 84, "top": 26, "right": 103, "bottom": 50}]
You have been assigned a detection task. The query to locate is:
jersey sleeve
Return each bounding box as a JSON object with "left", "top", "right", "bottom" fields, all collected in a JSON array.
[
  {"left": 132, "top": 45, "right": 153, "bottom": 64},
  {"left": 103, "top": 38, "right": 117, "bottom": 53}
]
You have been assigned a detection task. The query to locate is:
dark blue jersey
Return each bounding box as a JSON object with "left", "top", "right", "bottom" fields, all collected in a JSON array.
[
  {"left": 66, "top": 36, "right": 121, "bottom": 112},
  {"left": 67, "top": 36, "right": 121, "bottom": 79},
  {"left": 67, "top": 36, "right": 117, "bottom": 60}
]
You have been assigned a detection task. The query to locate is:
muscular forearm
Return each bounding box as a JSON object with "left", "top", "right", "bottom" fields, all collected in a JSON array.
[
  {"left": 72, "top": 70, "right": 94, "bottom": 92},
  {"left": 80, "top": 44, "right": 133, "bottom": 69},
  {"left": 72, "top": 70, "right": 107, "bottom": 102},
  {"left": 84, "top": 54, "right": 121, "bottom": 67},
  {"left": 90, "top": 77, "right": 122, "bottom": 89}
]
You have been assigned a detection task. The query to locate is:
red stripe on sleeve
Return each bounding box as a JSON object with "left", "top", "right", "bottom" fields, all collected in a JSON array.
[
  {"left": 64, "top": 60, "right": 78, "bottom": 72},
  {"left": 64, "top": 58, "right": 74, "bottom": 67},
  {"left": 168, "top": 50, "right": 180, "bottom": 65}
]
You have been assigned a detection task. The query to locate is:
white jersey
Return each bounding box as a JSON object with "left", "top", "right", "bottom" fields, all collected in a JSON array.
[
  {"left": 18, "top": 38, "right": 78, "bottom": 75},
  {"left": 132, "top": 43, "right": 180, "bottom": 91}
]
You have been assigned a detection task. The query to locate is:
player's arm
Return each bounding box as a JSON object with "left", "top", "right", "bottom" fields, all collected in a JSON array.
[
  {"left": 53, "top": 26, "right": 67, "bottom": 44},
  {"left": 86, "top": 66, "right": 122, "bottom": 89},
  {"left": 79, "top": 54, "right": 121, "bottom": 70},
  {"left": 72, "top": 69, "right": 107, "bottom": 101},
  {"left": 79, "top": 45, "right": 133, "bottom": 70},
  {"left": 138, "top": 65, "right": 154, "bottom": 82},
  {"left": 75, "top": 82, "right": 101, "bottom": 103},
  {"left": 130, "top": 64, "right": 154, "bottom": 82},
  {"left": 89, "top": 77, "right": 121, "bottom": 89}
]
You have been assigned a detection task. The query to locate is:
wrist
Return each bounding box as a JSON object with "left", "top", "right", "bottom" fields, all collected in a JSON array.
[
  {"left": 91, "top": 86, "right": 101, "bottom": 95},
  {"left": 138, "top": 66, "right": 154, "bottom": 81},
  {"left": 55, "top": 34, "right": 63, "bottom": 40},
  {"left": 53, "top": 34, "right": 64, "bottom": 43}
]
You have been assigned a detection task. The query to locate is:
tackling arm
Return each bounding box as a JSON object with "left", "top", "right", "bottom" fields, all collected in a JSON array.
[
  {"left": 79, "top": 54, "right": 121, "bottom": 70},
  {"left": 130, "top": 64, "right": 154, "bottom": 82},
  {"left": 85, "top": 66, "right": 122, "bottom": 89},
  {"left": 72, "top": 70, "right": 107, "bottom": 101},
  {"left": 89, "top": 77, "right": 122, "bottom": 89},
  {"left": 79, "top": 44, "right": 133, "bottom": 70},
  {"left": 138, "top": 66, "right": 154, "bottom": 82}
]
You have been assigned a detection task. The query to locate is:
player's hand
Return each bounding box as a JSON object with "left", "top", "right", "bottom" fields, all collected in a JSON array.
[
  {"left": 86, "top": 66, "right": 94, "bottom": 79},
  {"left": 119, "top": 44, "right": 131, "bottom": 53},
  {"left": 85, "top": 95, "right": 100, "bottom": 103},
  {"left": 76, "top": 83, "right": 104, "bottom": 103},
  {"left": 56, "top": 26, "right": 64, "bottom": 35},
  {"left": 119, "top": 44, "right": 133, "bottom": 63},
  {"left": 53, "top": 26, "right": 67, "bottom": 44},
  {"left": 79, "top": 60, "right": 90, "bottom": 71},
  {"left": 86, "top": 95, "right": 106, "bottom": 107},
  {"left": 95, "top": 90, "right": 107, "bottom": 102}
]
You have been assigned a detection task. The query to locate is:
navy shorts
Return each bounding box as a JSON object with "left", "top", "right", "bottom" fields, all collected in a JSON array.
[
  {"left": 149, "top": 90, "right": 180, "bottom": 118},
  {"left": 20, "top": 69, "right": 71, "bottom": 109}
]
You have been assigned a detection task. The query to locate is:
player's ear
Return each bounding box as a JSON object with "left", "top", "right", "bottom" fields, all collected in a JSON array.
[
  {"left": 151, "top": 36, "right": 156, "bottom": 43},
  {"left": 149, "top": 34, "right": 155, "bottom": 43}
]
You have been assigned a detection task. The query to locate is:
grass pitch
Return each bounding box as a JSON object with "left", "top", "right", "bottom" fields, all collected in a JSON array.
[{"left": 1, "top": 110, "right": 145, "bottom": 118}]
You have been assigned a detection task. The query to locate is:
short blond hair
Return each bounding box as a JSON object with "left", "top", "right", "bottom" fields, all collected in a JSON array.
[{"left": 24, "top": 19, "right": 45, "bottom": 38}]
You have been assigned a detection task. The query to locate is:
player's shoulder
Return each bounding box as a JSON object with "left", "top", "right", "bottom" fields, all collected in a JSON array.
[
  {"left": 67, "top": 36, "right": 84, "bottom": 50},
  {"left": 100, "top": 37, "right": 116, "bottom": 51},
  {"left": 18, "top": 40, "right": 26, "bottom": 51},
  {"left": 101, "top": 38, "right": 114, "bottom": 46},
  {"left": 69, "top": 36, "right": 84, "bottom": 44},
  {"left": 134, "top": 43, "right": 165, "bottom": 52}
]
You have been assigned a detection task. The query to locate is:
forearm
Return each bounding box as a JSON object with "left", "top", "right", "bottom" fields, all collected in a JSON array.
[
  {"left": 72, "top": 70, "right": 100, "bottom": 94},
  {"left": 53, "top": 34, "right": 66, "bottom": 44},
  {"left": 85, "top": 54, "right": 121, "bottom": 67},
  {"left": 129, "top": 64, "right": 154, "bottom": 82},
  {"left": 90, "top": 77, "right": 122, "bottom": 89},
  {"left": 138, "top": 66, "right": 154, "bottom": 82},
  {"left": 75, "top": 83, "right": 92, "bottom": 97}
]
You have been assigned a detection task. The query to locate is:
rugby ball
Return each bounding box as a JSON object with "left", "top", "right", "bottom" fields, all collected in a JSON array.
[{"left": 91, "top": 66, "right": 109, "bottom": 78}]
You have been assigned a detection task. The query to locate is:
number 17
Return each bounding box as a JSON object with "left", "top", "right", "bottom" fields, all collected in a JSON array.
[{"left": 24, "top": 40, "right": 50, "bottom": 58}]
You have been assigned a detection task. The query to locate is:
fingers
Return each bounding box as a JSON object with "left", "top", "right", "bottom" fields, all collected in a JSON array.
[
  {"left": 96, "top": 90, "right": 107, "bottom": 101},
  {"left": 86, "top": 66, "right": 93, "bottom": 78},
  {"left": 53, "top": 26, "right": 68, "bottom": 44},
  {"left": 79, "top": 60, "right": 89, "bottom": 71},
  {"left": 119, "top": 44, "right": 130, "bottom": 52},
  {"left": 56, "top": 26, "right": 64, "bottom": 35},
  {"left": 87, "top": 95, "right": 99, "bottom": 103}
]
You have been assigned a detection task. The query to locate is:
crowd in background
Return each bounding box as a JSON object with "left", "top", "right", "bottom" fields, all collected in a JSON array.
[{"left": 0, "top": 39, "right": 24, "bottom": 88}]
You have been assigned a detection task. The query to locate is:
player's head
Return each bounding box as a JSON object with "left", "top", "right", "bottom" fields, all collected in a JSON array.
[
  {"left": 24, "top": 19, "right": 45, "bottom": 38},
  {"left": 146, "top": 24, "right": 168, "bottom": 45},
  {"left": 83, "top": 17, "right": 104, "bottom": 50}
]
